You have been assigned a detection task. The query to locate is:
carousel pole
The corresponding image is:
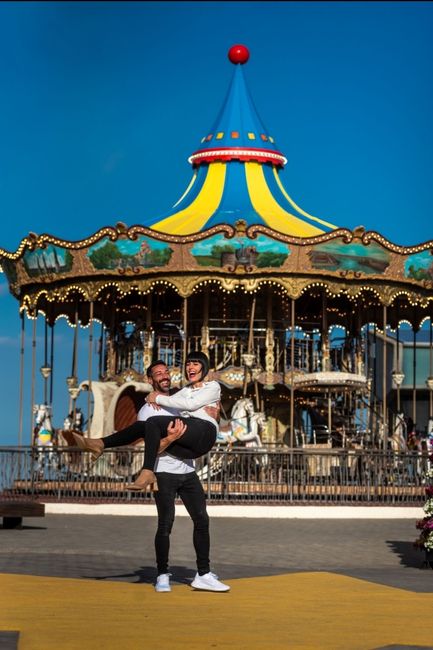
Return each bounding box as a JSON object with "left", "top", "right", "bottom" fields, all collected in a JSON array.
[
  {"left": 396, "top": 311, "right": 402, "bottom": 412},
  {"left": 49, "top": 320, "right": 54, "bottom": 406},
  {"left": 87, "top": 301, "right": 94, "bottom": 433},
  {"left": 106, "top": 307, "right": 116, "bottom": 378},
  {"left": 182, "top": 296, "right": 188, "bottom": 384},
  {"left": 18, "top": 311, "right": 25, "bottom": 447},
  {"left": 30, "top": 313, "right": 37, "bottom": 445},
  {"left": 43, "top": 318, "right": 48, "bottom": 405},
  {"left": 98, "top": 322, "right": 104, "bottom": 379},
  {"left": 372, "top": 320, "right": 378, "bottom": 443},
  {"left": 413, "top": 325, "right": 417, "bottom": 427},
  {"left": 264, "top": 288, "right": 275, "bottom": 390},
  {"left": 429, "top": 309, "right": 433, "bottom": 420},
  {"left": 143, "top": 293, "right": 153, "bottom": 371},
  {"left": 200, "top": 287, "right": 210, "bottom": 358},
  {"left": 289, "top": 297, "right": 296, "bottom": 448},
  {"left": 68, "top": 305, "right": 79, "bottom": 417},
  {"left": 382, "top": 305, "right": 388, "bottom": 450},
  {"left": 242, "top": 295, "right": 256, "bottom": 396},
  {"left": 322, "top": 292, "right": 330, "bottom": 372}
]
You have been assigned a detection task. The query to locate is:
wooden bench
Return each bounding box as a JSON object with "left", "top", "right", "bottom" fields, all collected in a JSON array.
[{"left": 0, "top": 501, "right": 45, "bottom": 529}]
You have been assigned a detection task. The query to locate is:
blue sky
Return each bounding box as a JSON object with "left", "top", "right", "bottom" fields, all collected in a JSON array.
[{"left": 0, "top": 1, "right": 432, "bottom": 444}]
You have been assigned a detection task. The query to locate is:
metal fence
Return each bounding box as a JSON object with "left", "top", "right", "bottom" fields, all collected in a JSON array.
[{"left": 0, "top": 446, "right": 430, "bottom": 505}]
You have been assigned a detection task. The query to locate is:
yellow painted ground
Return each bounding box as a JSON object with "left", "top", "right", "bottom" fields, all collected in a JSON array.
[{"left": 1, "top": 572, "right": 433, "bottom": 649}]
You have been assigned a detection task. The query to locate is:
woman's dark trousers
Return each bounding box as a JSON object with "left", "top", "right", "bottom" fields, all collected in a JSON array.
[{"left": 102, "top": 416, "right": 216, "bottom": 470}]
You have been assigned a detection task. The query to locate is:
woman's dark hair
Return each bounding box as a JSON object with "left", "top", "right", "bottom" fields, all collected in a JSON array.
[{"left": 185, "top": 351, "right": 210, "bottom": 380}]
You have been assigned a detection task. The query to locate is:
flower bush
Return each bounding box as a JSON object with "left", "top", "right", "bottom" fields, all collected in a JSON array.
[{"left": 415, "top": 454, "right": 433, "bottom": 556}]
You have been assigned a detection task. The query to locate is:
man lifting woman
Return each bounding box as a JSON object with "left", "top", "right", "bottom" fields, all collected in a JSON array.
[{"left": 72, "top": 350, "right": 220, "bottom": 491}]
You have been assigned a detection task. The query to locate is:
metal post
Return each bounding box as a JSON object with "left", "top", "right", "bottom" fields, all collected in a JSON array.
[
  {"left": 70, "top": 305, "right": 79, "bottom": 417},
  {"left": 243, "top": 295, "right": 256, "bottom": 396},
  {"left": 429, "top": 310, "right": 433, "bottom": 420},
  {"left": 396, "top": 315, "right": 401, "bottom": 412},
  {"left": 18, "top": 311, "right": 25, "bottom": 447},
  {"left": 182, "top": 296, "right": 188, "bottom": 384},
  {"left": 413, "top": 326, "right": 417, "bottom": 426},
  {"left": 87, "top": 301, "right": 94, "bottom": 433},
  {"left": 200, "top": 287, "right": 210, "bottom": 358},
  {"left": 43, "top": 318, "right": 48, "bottom": 404},
  {"left": 382, "top": 305, "right": 388, "bottom": 450},
  {"left": 290, "top": 298, "right": 296, "bottom": 448},
  {"left": 30, "top": 314, "right": 37, "bottom": 445},
  {"left": 49, "top": 320, "right": 54, "bottom": 406}
]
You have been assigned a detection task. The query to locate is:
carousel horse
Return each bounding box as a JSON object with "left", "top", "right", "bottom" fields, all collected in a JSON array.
[
  {"left": 62, "top": 408, "right": 84, "bottom": 433},
  {"left": 33, "top": 403, "right": 57, "bottom": 474},
  {"left": 389, "top": 413, "right": 408, "bottom": 453},
  {"left": 199, "top": 397, "right": 268, "bottom": 481},
  {"left": 216, "top": 397, "right": 265, "bottom": 447}
]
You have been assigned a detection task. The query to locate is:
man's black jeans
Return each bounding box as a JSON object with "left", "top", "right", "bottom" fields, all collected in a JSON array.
[{"left": 154, "top": 471, "right": 210, "bottom": 576}]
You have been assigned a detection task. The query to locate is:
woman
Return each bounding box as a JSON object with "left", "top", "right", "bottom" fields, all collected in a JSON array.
[{"left": 72, "top": 351, "right": 220, "bottom": 491}]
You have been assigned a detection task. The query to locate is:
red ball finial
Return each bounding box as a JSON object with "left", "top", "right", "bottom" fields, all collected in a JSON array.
[{"left": 228, "top": 44, "right": 250, "bottom": 65}]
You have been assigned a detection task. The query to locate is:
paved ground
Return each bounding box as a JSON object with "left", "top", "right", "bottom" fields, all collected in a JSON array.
[
  {"left": 0, "top": 514, "right": 432, "bottom": 592},
  {"left": 1, "top": 513, "right": 433, "bottom": 649}
]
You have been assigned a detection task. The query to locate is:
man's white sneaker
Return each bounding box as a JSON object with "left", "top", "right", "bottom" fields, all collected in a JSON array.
[
  {"left": 191, "top": 572, "right": 230, "bottom": 592},
  {"left": 155, "top": 573, "right": 171, "bottom": 592}
]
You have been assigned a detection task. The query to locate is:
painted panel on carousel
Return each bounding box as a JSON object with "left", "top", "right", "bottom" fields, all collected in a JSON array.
[
  {"left": 404, "top": 250, "right": 433, "bottom": 281},
  {"left": 87, "top": 236, "right": 173, "bottom": 271},
  {"left": 1, "top": 258, "right": 18, "bottom": 284},
  {"left": 23, "top": 245, "right": 74, "bottom": 277},
  {"left": 190, "top": 234, "right": 290, "bottom": 269},
  {"left": 308, "top": 238, "right": 390, "bottom": 274}
]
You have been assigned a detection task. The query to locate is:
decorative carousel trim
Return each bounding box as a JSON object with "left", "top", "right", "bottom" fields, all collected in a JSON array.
[
  {"left": 16, "top": 272, "right": 433, "bottom": 313},
  {"left": 2, "top": 222, "right": 433, "bottom": 266},
  {"left": 188, "top": 147, "right": 287, "bottom": 167}
]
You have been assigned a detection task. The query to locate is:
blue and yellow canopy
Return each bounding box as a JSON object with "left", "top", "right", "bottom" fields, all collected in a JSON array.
[{"left": 144, "top": 46, "right": 337, "bottom": 237}]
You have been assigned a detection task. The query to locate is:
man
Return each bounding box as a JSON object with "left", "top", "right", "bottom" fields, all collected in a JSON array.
[{"left": 138, "top": 360, "right": 230, "bottom": 593}]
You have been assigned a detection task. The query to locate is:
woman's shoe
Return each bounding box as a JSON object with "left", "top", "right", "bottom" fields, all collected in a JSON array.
[
  {"left": 71, "top": 432, "right": 104, "bottom": 462},
  {"left": 125, "top": 469, "right": 157, "bottom": 492}
]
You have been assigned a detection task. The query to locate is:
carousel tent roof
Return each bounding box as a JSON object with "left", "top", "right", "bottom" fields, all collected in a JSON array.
[{"left": 145, "top": 45, "right": 338, "bottom": 237}]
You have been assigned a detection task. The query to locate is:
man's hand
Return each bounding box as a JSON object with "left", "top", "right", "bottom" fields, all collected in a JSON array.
[
  {"left": 158, "top": 419, "right": 187, "bottom": 454},
  {"left": 204, "top": 401, "right": 221, "bottom": 423}
]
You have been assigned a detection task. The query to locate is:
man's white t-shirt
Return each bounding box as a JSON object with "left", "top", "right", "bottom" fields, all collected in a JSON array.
[{"left": 136, "top": 402, "right": 195, "bottom": 475}]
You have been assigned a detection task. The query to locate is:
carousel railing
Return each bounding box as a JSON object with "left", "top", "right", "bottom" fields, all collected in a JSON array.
[
  {"left": 141, "top": 332, "right": 363, "bottom": 377},
  {"left": 0, "top": 446, "right": 429, "bottom": 505}
]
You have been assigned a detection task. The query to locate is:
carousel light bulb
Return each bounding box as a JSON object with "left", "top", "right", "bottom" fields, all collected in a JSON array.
[
  {"left": 66, "top": 375, "right": 78, "bottom": 389},
  {"left": 40, "top": 365, "right": 51, "bottom": 379},
  {"left": 391, "top": 369, "right": 405, "bottom": 387}
]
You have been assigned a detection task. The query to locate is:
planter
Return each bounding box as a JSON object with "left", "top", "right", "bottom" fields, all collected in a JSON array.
[{"left": 425, "top": 549, "right": 433, "bottom": 569}]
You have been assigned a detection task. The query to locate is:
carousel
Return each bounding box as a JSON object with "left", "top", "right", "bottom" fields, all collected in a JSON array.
[{"left": 1, "top": 44, "right": 433, "bottom": 470}]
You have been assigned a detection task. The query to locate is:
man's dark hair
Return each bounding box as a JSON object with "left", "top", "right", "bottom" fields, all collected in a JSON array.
[{"left": 146, "top": 360, "right": 168, "bottom": 378}]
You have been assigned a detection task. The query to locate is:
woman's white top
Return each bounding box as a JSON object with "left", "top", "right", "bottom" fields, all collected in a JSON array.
[{"left": 155, "top": 381, "right": 220, "bottom": 428}]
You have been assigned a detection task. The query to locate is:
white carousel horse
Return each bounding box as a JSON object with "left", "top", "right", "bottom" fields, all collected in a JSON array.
[
  {"left": 33, "top": 403, "right": 57, "bottom": 473},
  {"left": 216, "top": 397, "right": 265, "bottom": 447},
  {"left": 199, "top": 398, "right": 268, "bottom": 481},
  {"left": 389, "top": 413, "right": 408, "bottom": 453}
]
